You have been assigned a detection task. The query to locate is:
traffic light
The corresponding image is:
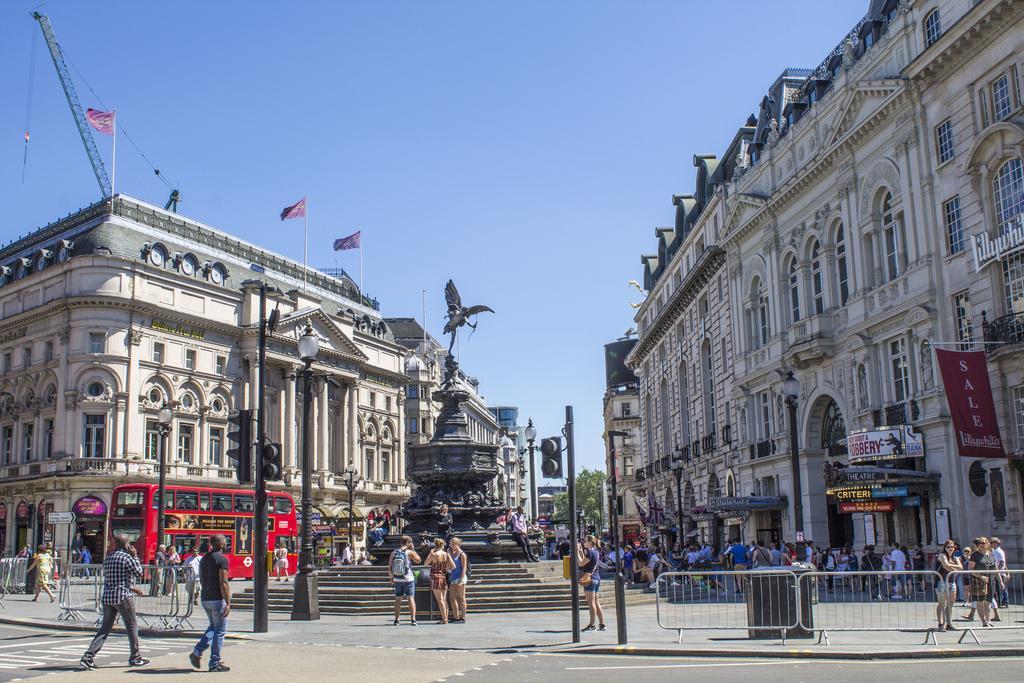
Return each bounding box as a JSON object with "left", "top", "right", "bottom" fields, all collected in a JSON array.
[
  {"left": 540, "top": 437, "right": 563, "bottom": 478},
  {"left": 226, "top": 409, "right": 253, "bottom": 484},
  {"left": 262, "top": 440, "right": 283, "bottom": 481}
]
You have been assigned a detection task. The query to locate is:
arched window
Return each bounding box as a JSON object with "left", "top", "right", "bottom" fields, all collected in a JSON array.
[
  {"left": 820, "top": 399, "right": 847, "bottom": 457},
  {"left": 660, "top": 379, "right": 671, "bottom": 457},
  {"left": 994, "top": 159, "right": 1024, "bottom": 312},
  {"left": 750, "top": 277, "right": 769, "bottom": 347},
  {"left": 924, "top": 10, "right": 941, "bottom": 47},
  {"left": 882, "top": 191, "right": 902, "bottom": 281},
  {"left": 702, "top": 340, "right": 715, "bottom": 436},
  {"left": 678, "top": 362, "right": 690, "bottom": 446},
  {"left": 835, "top": 223, "right": 850, "bottom": 305},
  {"left": 645, "top": 393, "right": 655, "bottom": 466},
  {"left": 788, "top": 257, "right": 801, "bottom": 322},
  {"left": 811, "top": 240, "right": 824, "bottom": 314}
]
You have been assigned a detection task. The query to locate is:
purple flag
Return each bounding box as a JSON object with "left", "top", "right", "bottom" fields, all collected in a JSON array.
[
  {"left": 333, "top": 230, "right": 361, "bottom": 251},
  {"left": 280, "top": 197, "right": 306, "bottom": 221},
  {"left": 86, "top": 108, "right": 114, "bottom": 135}
]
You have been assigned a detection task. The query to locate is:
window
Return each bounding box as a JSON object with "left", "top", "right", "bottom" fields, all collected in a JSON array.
[
  {"left": 82, "top": 414, "right": 105, "bottom": 458},
  {"left": 385, "top": 396, "right": 391, "bottom": 412},
  {"left": 153, "top": 342, "right": 164, "bottom": 364},
  {"left": 864, "top": 31, "right": 874, "bottom": 49},
  {"left": 369, "top": 392, "right": 376, "bottom": 408},
  {"left": 702, "top": 341, "right": 715, "bottom": 434},
  {"left": 994, "top": 159, "right": 1024, "bottom": 313},
  {"left": 811, "top": 240, "right": 824, "bottom": 314},
  {"left": 42, "top": 418, "right": 53, "bottom": 459},
  {"left": 788, "top": 258, "right": 801, "bottom": 322},
  {"left": 935, "top": 119, "right": 954, "bottom": 164},
  {"left": 621, "top": 402, "right": 632, "bottom": 418},
  {"left": 882, "top": 192, "right": 902, "bottom": 281},
  {"left": 22, "top": 346, "right": 31, "bottom": 369},
  {"left": 1, "top": 426, "right": 12, "bottom": 465},
  {"left": 890, "top": 338, "right": 910, "bottom": 403},
  {"left": 44, "top": 341, "right": 53, "bottom": 362},
  {"left": 175, "top": 491, "right": 199, "bottom": 510},
  {"left": 185, "top": 349, "right": 196, "bottom": 371},
  {"left": 211, "top": 493, "right": 232, "bottom": 511},
  {"left": 365, "top": 450, "right": 375, "bottom": 480},
  {"left": 3, "top": 352, "right": 10, "bottom": 374},
  {"left": 215, "top": 355, "right": 226, "bottom": 375},
  {"left": 836, "top": 224, "right": 850, "bottom": 305},
  {"left": 22, "top": 423, "right": 32, "bottom": 462},
  {"left": 89, "top": 332, "right": 104, "bottom": 354},
  {"left": 209, "top": 427, "right": 223, "bottom": 466},
  {"left": 406, "top": 384, "right": 418, "bottom": 399},
  {"left": 144, "top": 420, "right": 160, "bottom": 461},
  {"left": 993, "top": 74, "right": 1012, "bottom": 121},
  {"left": 408, "top": 417, "right": 418, "bottom": 434},
  {"left": 659, "top": 379, "right": 671, "bottom": 457},
  {"left": 924, "top": 10, "right": 941, "bottom": 47},
  {"left": 758, "top": 392, "right": 772, "bottom": 439},
  {"left": 177, "top": 423, "right": 194, "bottom": 463},
  {"left": 954, "top": 290, "right": 973, "bottom": 347},
  {"left": 944, "top": 196, "right": 964, "bottom": 255},
  {"left": 381, "top": 452, "right": 391, "bottom": 482},
  {"left": 234, "top": 495, "right": 253, "bottom": 512},
  {"left": 1013, "top": 385, "right": 1024, "bottom": 449}
]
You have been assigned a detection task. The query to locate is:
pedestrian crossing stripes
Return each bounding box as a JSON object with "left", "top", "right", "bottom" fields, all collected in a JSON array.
[{"left": 0, "top": 637, "right": 186, "bottom": 670}]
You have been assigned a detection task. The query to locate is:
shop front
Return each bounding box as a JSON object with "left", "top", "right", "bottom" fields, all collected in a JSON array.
[
  {"left": 35, "top": 499, "right": 53, "bottom": 549},
  {"left": 0, "top": 502, "right": 6, "bottom": 557},
  {"left": 707, "top": 495, "right": 787, "bottom": 547},
  {"left": 72, "top": 495, "right": 109, "bottom": 559},
  {"left": 14, "top": 500, "right": 31, "bottom": 553}
]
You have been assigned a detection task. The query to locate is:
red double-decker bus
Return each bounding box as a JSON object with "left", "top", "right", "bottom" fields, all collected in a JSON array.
[{"left": 109, "top": 483, "right": 297, "bottom": 579}]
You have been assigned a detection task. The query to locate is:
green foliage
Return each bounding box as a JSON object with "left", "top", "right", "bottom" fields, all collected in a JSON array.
[{"left": 552, "top": 468, "right": 607, "bottom": 528}]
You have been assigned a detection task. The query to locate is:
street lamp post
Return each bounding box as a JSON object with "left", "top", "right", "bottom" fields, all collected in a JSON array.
[
  {"left": 671, "top": 453, "right": 684, "bottom": 547},
  {"left": 343, "top": 467, "right": 360, "bottom": 559},
  {"left": 607, "top": 429, "right": 629, "bottom": 645},
  {"left": 524, "top": 419, "right": 538, "bottom": 519},
  {"left": 292, "top": 322, "right": 320, "bottom": 621},
  {"left": 783, "top": 371, "right": 805, "bottom": 559},
  {"left": 155, "top": 403, "right": 173, "bottom": 552}
]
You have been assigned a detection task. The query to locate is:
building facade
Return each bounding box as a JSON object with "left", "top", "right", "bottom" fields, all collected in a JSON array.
[
  {"left": 602, "top": 378, "right": 643, "bottom": 545},
  {"left": 489, "top": 405, "right": 527, "bottom": 510},
  {"left": 629, "top": 0, "right": 1024, "bottom": 561},
  {"left": 0, "top": 196, "right": 409, "bottom": 560}
]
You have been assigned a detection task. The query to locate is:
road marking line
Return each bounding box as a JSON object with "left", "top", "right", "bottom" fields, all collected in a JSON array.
[{"left": 565, "top": 661, "right": 808, "bottom": 670}]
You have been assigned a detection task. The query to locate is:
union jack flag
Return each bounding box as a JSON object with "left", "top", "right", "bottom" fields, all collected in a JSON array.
[
  {"left": 647, "top": 492, "right": 665, "bottom": 526},
  {"left": 634, "top": 495, "right": 648, "bottom": 525}
]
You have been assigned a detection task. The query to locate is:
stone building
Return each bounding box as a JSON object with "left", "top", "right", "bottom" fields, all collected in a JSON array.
[
  {"left": 629, "top": 0, "right": 1023, "bottom": 561},
  {"left": 0, "top": 195, "right": 409, "bottom": 559},
  {"left": 601, "top": 348, "right": 643, "bottom": 545}
]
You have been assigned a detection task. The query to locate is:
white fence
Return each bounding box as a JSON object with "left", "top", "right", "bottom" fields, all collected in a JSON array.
[{"left": 58, "top": 564, "right": 197, "bottom": 630}]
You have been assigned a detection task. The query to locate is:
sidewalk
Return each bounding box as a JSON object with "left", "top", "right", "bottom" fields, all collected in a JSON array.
[{"left": 4, "top": 591, "right": 1021, "bottom": 659}]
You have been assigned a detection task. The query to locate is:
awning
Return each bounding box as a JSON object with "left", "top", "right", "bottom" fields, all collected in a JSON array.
[
  {"left": 323, "top": 504, "right": 365, "bottom": 521},
  {"left": 707, "top": 496, "right": 787, "bottom": 512}
]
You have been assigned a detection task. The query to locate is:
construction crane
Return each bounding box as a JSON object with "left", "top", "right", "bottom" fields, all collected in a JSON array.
[{"left": 32, "top": 11, "right": 111, "bottom": 198}]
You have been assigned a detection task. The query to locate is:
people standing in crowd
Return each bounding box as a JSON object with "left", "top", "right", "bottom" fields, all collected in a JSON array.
[
  {"left": 577, "top": 535, "right": 605, "bottom": 632},
  {"left": 28, "top": 545, "right": 55, "bottom": 602},
  {"left": 448, "top": 538, "right": 469, "bottom": 623},
  {"left": 861, "top": 545, "right": 882, "bottom": 600},
  {"left": 390, "top": 535, "right": 421, "bottom": 626},
  {"left": 991, "top": 537, "right": 1008, "bottom": 620},
  {"left": 426, "top": 538, "right": 455, "bottom": 624},
  {"left": 645, "top": 547, "right": 672, "bottom": 588},
  {"left": 912, "top": 543, "right": 927, "bottom": 592},
  {"left": 729, "top": 540, "right": 749, "bottom": 595},
  {"left": 934, "top": 539, "right": 962, "bottom": 632},
  {"left": 185, "top": 545, "right": 203, "bottom": 606},
  {"left": 164, "top": 545, "right": 181, "bottom": 596},
  {"left": 963, "top": 537, "right": 996, "bottom": 627},
  {"left": 769, "top": 542, "right": 783, "bottom": 567},
  {"left": 952, "top": 542, "right": 968, "bottom": 604},
  {"left": 80, "top": 546, "right": 93, "bottom": 578},
  {"left": 622, "top": 544, "right": 634, "bottom": 586},
  {"left": 17, "top": 546, "right": 31, "bottom": 559},
  {"left": 358, "top": 548, "right": 372, "bottom": 565},
  {"left": 80, "top": 535, "right": 148, "bottom": 670},
  {"left": 437, "top": 505, "right": 453, "bottom": 543},
  {"left": 151, "top": 544, "right": 168, "bottom": 597},
  {"left": 888, "top": 543, "right": 908, "bottom": 599},
  {"left": 189, "top": 534, "right": 231, "bottom": 672},
  {"left": 751, "top": 540, "right": 772, "bottom": 569},
  {"left": 273, "top": 539, "right": 289, "bottom": 581},
  {"left": 509, "top": 506, "right": 539, "bottom": 562}
]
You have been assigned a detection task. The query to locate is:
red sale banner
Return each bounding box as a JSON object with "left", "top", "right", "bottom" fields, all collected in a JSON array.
[{"left": 935, "top": 349, "right": 1006, "bottom": 458}]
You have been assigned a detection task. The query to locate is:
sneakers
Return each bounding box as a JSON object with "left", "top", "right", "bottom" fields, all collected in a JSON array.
[
  {"left": 128, "top": 658, "right": 150, "bottom": 667},
  {"left": 582, "top": 624, "right": 596, "bottom": 632},
  {"left": 190, "top": 652, "right": 202, "bottom": 669},
  {"left": 210, "top": 664, "right": 231, "bottom": 672},
  {"left": 80, "top": 658, "right": 97, "bottom": 671},
  {"left": 597, "top": 624, "right": 607, "bottom": 631}
]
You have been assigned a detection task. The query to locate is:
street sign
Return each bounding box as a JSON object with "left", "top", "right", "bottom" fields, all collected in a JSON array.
[{"left": 47, "top": 511, "right": 76, "bottom": 524}]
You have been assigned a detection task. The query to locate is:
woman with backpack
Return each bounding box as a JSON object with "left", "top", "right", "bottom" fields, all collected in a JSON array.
[
  {"left": 426, "top": 538, "right": 455, "bottom": 624},
  {"left": 447, "top": 538, "right": 469, "bottom": 623}
]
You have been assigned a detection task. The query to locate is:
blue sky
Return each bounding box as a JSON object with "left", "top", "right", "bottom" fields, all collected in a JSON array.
[{"left": 0, "top": 1, "right": 866, "bottom": 477}]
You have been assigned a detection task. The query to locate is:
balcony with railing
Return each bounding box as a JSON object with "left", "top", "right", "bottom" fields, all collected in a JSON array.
[
  {"left": 749, "top": 439, "right": 777, "bottom": 460},
  {"left": 701, "top": 432, "right": 717, "bottom": 454},
  {"left": 982, "top": 310, "right": 1024, "bottom": 349}
]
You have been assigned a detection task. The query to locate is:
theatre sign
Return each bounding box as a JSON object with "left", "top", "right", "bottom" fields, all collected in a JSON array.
[
  {"left": 845, "top": 425, "right": 924, "bottom": 464},
  {"left": 972, "top": 214, "right": 1024, "bottom": 273}
]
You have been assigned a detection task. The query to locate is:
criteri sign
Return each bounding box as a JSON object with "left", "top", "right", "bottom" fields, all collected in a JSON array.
[
  {"left": 972, "top": 214, "right": 1024, "bottom": 273},
  {"left": 935, "top": 349, "right": 1005, "bottom": 458}
]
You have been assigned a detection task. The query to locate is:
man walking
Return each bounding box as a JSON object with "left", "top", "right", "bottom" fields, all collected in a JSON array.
[
  {"left": 390, "top": 535, "right": 421, "bottom": 625},
  {"left": 189, "top": 535, "right": 231, "bottom": 672},
  {"left": 509, "top": 506, "right": 538, "bottom": 562},
  {"left": 80, "top": 535, "right": 148, "bottom": 670}
]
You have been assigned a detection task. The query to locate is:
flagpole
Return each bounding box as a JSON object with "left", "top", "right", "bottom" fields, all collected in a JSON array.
[
  {"left": 111, "top": 108, "right": 117, "bottom": 196},
  {"left": 359, "top": 231, "right": 364, "bottom": 303},
  {"left": 303, "top": 194, "right": 308, "bottom": 290}
]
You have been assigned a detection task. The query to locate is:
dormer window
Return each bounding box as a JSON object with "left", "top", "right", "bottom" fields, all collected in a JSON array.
[
  {"left": 147, "top": 243, "right": 167, "bottom": 267},
  {"left": 179, "top": 253, "right": 198, "bottom": 276},
  {"left": 864, "top": 31, "right": 874, "bottom": 48},
  {"left": 808, "top": 89, "right": 817, "bottom": 104},
  {"left": 208, "top": 263, "right": 226, "bottom": 285}
]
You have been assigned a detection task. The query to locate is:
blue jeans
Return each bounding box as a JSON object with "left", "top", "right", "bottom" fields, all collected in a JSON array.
[{"left": 193, "top": 600, "right": 227, "bottom": 668}]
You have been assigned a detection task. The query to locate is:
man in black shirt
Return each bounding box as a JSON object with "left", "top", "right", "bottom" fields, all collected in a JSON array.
[{"left": 189, "top": 535, "right": 230, "bottom": 672}]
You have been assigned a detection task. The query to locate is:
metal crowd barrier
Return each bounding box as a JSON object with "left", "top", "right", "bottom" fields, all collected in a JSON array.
[
  {"left": 0, "top": 558, "right": 29, "bottom": 603},
  {"left": 57, "top": 565, "right": 102, "bottom": 621},
  {"left": 654, "top": 567, "right": 1024, "bottom": 646},
  {"left": 58, "top": 563, "right": 195, "bottom": 630}
]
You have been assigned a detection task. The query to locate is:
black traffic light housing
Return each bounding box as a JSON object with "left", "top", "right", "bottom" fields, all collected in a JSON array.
[
  {"left": 226, "top": 409, "right": 253, "bottom": 484},
  {"left": 262, "top": 440, "right": 283, "bottom": 481},
  {"left": 540, "top": 436, "right": 563, "bottom": 478}
]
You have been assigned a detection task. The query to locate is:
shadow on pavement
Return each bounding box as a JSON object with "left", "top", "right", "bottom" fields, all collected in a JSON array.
[{"left": 126, "top": 668, "right": 195, "bottom": 675}]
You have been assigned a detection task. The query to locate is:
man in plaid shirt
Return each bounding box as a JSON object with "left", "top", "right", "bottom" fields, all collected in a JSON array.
[{"left": 80, "top": 534, "right": 149, "bottom": 669}]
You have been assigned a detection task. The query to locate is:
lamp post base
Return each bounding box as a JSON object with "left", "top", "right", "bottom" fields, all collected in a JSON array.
[{"left": 290, "top": 572, "right": 320, "bottom": 621}]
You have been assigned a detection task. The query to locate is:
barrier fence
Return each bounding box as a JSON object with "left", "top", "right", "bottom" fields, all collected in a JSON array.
[
  {"left": 57, "top": 564, "right": 197, "bottom": 630},
  {"left": 655, "top": 567, "right": 1023, "bottom": 645}
]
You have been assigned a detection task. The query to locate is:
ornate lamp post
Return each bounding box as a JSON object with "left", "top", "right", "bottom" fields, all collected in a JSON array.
[
  {"left": 607, "top": 429, "right": 629, "bottom": 645},
  {"left": 783, "top": 371, "right": 805, "bottom": 559},
  {"left": 292, "top": 322, "right": 320, "bottom": 620},
  {"left": 524, "top": 419, "right": 538, "bottom": 519},
  {"left": 155, "top": 402, "right": 173, "bottom": 551},
  {"left": 670, "top": 453, "right": 685, "bottom": 546},
  {"left": 343, "top": 466, "right": 360, "bottom": 559}
]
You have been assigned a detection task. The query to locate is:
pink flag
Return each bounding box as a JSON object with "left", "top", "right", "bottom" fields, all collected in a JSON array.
[
  {"left": 333, "top": 230, "right": 361, "bottom": 251},
  {"left": 86, "top": 108, "right": 114, "bottom": 135},
  {"left": 280, "top": 198, "right": 307, "bottom": 221}
]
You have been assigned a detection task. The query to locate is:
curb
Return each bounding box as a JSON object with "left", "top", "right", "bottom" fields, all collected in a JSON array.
[
  {"left": 557, "top": 644, "right": 1024, "bottom": 660},
  {"left": 0, "top": 615, "right": 250, "bottom": 641}
]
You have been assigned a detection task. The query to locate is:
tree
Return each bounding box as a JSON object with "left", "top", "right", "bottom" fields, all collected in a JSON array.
[{"left": 552, "top": 468, "right": 607, "bottom": 529}]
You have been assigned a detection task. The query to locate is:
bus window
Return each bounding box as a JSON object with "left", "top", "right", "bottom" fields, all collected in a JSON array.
[
  {"left": 175, "top": 491, "right": 199, "bottom": 510},
  {"left": 117, "top": 490, "right": 144, "bottom": 506},
  {"left": 274, "top": 497, "right": 292, "bottom": 515},
  {"left": 172, "top": 535, "right": 198, "bottom": 555},
  {"left": 111, "top": 519, "right": 143, "bottom": 542},
  {"left": 222, "top": 536, "right": 233, "bottom": 553},
  {"left": 211, "top": 494, "right": 232, "bottom": 512},
  {"left": 199, "top": 492, "right": 210, "bottom": 511},
  {"left": 234, "top": 495, "right": 254, "bottom": 512}
]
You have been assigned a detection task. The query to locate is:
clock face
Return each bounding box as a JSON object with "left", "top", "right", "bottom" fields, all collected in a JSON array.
[
  {"left": 57, "top": 246, "right": 70, "bottom": 262},
  {"left": 181, "top": 258, "right": 195, "bottom": 275},
  {"left": 150, "top": 248, "right": 165, "bottom": 267},
  {"left": 36, "top": 257, "right": 47, "bottom": 272},
  {"left": 210, "top": 266, "right": 224, "bottom": 284}
]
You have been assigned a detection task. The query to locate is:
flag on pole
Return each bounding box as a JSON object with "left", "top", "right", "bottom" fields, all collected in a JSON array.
[
  {"left": 85, "top": 108, "right": 114, "bottom": 135},
  {"left": 333, "top": 230, "right": 361, "bottom": 251},
  {"left": 647, "top": 492, "right": 665, "bottom": 526},
  {"left": 634, "top": 495, "right": 649, "bottom": 525},
  {"left": 279, "top": 197, "right": 307, "bottom": 221}
]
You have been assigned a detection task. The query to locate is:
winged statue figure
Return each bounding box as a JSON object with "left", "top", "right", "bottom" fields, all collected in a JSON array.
[{"left": 443, "top": 280, "right": 494, "bottom": 354}]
